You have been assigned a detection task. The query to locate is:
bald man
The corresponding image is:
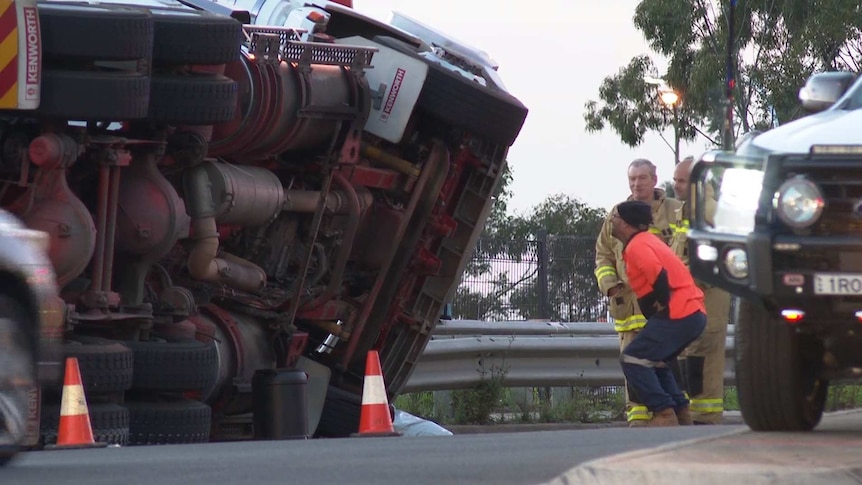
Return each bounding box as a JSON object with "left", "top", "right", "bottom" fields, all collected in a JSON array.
[{"left": 670, "top": 157, "right": 731, "bottom": 425}]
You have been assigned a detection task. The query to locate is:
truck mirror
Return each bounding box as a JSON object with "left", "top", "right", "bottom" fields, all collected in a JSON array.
[{"left": 798, "top": 71, "right": 857, "bottom": 113}]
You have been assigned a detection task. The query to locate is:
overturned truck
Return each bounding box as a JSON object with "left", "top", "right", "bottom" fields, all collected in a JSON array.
[{"left": 4, "top": 0, "right": 527, "bottom": 445}]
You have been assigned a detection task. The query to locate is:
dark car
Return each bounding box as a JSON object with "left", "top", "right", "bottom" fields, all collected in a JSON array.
[{"left": 0, "top": 210, "right": 63, "bottom": 464}]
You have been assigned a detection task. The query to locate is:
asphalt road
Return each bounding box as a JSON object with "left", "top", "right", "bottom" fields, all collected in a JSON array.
[
  {"left": 5, "top": 411, "right": 861, "bottom": 485},
  {"left": 0, "top": 425, "right": 741, "bottom": 485}
]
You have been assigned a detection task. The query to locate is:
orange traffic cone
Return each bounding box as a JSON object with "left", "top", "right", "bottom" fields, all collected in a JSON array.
[
  {"left": 352, "top": 351, "right": 400, "bottom": 437},
  {"left": 45, "top": 357, "right": 106, "bottom": 449}
]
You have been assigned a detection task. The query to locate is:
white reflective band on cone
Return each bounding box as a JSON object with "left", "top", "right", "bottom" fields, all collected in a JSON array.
[
  {"left": 59, "top": 384, "right": 87, "bottom": 416},
  {"left": 361, "top": 375, "right": 387, "bottom": 405}
]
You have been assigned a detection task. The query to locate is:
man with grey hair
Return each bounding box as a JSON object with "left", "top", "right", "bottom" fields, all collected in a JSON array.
[
  {"left": 595, "top": 158, "right": 684, "bottom": 426},
  {"left": 670, "top": 155, "right": 731, "bottom": 425}
]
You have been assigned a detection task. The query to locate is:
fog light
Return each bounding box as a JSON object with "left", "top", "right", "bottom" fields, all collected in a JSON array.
[{"left": 724, "top": 248, "right": 749, "bottom": 279}]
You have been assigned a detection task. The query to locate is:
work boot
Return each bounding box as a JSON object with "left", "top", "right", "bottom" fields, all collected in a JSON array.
[
  {"left": 648, "top": 408, "right": 679, "bottom": 427},
  {"left": 675, "top": 405, "right": 693, "bottom": 426},
  {"left": 628, "top": 420, "right": 650, "bottom": 428}
]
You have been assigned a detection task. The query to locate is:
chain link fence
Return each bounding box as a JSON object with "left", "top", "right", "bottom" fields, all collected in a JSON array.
[{"left": 451, "top": 234, "right": 607, "bottom": 322}]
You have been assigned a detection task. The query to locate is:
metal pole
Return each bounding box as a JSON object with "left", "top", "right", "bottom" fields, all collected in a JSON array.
[
  {"left": 537, "top": 230, "right": 549, "bottom": 319},
  {"left": 723, "top": 0, "right": 736, "bottom": 151},
  {"left": 673, "top": 104, "right": 680, "bottom": 165}
]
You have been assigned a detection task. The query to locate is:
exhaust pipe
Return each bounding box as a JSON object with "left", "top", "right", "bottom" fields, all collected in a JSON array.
[{"left": 184, "top": 165, "right": 267, "bottom": 292}]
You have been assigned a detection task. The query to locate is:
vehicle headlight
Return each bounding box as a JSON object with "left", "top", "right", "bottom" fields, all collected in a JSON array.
[
  {"left": 723, "top": 248, "right": 749, "bottom": 279},
  {"left": 773, "top": 177, "right": 824, "bottom": 228}
]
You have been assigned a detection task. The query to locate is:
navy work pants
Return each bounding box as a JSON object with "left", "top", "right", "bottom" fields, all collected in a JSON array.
[{"left": 621, "top": 311, "right": 706, "bottom": 413}]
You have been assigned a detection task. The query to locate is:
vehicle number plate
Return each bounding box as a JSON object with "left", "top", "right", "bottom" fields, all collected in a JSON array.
[{"left": 814, "top": 273, "right": 862, "bottom": 295}]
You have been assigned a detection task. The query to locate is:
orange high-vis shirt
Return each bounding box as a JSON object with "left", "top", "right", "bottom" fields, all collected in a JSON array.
[{"left": 622, "top": 231, "right": 705, "bottom": 319}]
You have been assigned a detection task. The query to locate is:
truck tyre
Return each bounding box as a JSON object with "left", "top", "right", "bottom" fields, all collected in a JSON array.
[
  {"left": 38, "top": 70, "right": 150, "bottom": 121},
  {"left": 44, "top": 337, "right": 134, "bottom": 396},
  {"left": 125, "top": 337, "right": 218, "bottom": 393},
  {"left": 372, "top": 36, "right": 528, "bottom": 146},
  {"left": 149, "top": 7, "right": 243, "bottom": 65},
  {"left": 38, "top": 3, "right": 154, "bottom": 61},
  {"left": 314, "top": 386, "right": 361, "bottom": 438},
  {"left": 126, "top": 399, "right": 211, "bottom": 445},
  {"left": 735, "top": 299, "right": 828, "bottom": 431},
  {"left": 148, "top": 73, "right": 238, "bottom": 125},
  {"left": 41, "top": 403, "right": 129, "bottom": 446}
]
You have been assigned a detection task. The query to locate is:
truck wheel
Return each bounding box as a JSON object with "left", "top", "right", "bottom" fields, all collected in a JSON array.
[
  {"left": 372, "top": 36, "right": 528, "bottom": 146},
  {"left": 126, "top": 399, "right": 211, "bottom": 445},
  {"left": 38, "top": 70, "right": 150, "bottom": 121},
  {"left": 41, "top": 403, "right": 129, "bottom": 446},
  {"left": 314, "top": 386, "right": 361, "bottom": 438},
  {"left": 148, "top": 73, "right": 238, "bottom": 125},
  {"left": 38, "top": 3, "right": 153, "bottom": 61},
  {"left": 125, "top": 337, "right": 218, "bottom": 393},
  {"left": 735, "top": 299, "right": 828, "bottom": 431},
  {"left": 149, "top": 7, "right": 243, "bottom": 65},
  {"left": 43, "top": 337, "right": 134, "bottom": 396}
]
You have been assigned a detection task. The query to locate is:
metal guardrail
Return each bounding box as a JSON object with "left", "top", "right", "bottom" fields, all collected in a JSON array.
[
  {"left": 431, "top": 320, "right": 736, "bottom": 338},
  {"left": 403, "top": 321, "right": 735, "bottom": 393}
]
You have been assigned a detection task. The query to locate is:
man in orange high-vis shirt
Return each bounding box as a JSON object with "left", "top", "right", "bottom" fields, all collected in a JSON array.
[{"left": 611, "top": 200, "right": 707, "bottom": 427}]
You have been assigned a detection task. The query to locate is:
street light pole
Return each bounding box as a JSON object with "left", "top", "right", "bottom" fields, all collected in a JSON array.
[
  {"left": 672, "top": 103, "right": 679, "bottom": 165},
  {"left": 660, "top": 89, "right": 681, "bottom": 165}
]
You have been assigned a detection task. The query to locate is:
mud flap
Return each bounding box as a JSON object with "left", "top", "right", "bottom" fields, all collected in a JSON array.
[{"left": 295, "top": 356, "right": 331, "bottom": 436}]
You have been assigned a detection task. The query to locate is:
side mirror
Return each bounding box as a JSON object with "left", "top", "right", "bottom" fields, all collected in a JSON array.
[{"left": 798, "top": 71, "right": 857, "bottom": 113}]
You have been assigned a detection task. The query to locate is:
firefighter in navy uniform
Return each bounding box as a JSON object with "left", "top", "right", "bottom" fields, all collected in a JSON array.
[
  {"left": 670, "top": 157, "right": 732, "bottom": 424},
  {"left": 611, "top": 200, "right": 707, "bottom": 426},
  {"left": 595, "top": 159, "right": 683, "bottom": 427}
]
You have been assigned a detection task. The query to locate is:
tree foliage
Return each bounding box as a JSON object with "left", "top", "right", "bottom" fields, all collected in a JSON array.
[
  {"left": 585, "top": 0, "right": 862, "bottom": 147},
  {"left": 453, "top": 193, "right": 608, "bottom": 322}
]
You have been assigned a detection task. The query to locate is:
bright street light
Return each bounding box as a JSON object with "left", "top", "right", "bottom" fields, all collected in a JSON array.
[
  {"left": 658, "top": 88, "right": 681, "bottom": 165},
  {"left": 660, "top": 89, "right": 679, "bottom": 107}
]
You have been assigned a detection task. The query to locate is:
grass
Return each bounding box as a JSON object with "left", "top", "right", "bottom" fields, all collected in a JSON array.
[{"left": 394, "top": 384, "right": 862, "bottom": 426}]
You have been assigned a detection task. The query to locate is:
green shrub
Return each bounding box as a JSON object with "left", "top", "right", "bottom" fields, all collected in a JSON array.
[{"left": 450, "top": 365, "right": 507, "bottom": 425}]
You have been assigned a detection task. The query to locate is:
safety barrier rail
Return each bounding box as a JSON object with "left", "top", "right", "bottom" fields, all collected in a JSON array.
[{"left": 403, "top": 321, "right": 735, "bottom": 393}]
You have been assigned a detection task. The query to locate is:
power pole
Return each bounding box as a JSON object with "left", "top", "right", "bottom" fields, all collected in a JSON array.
[{"left": 723, "top": 0, "right": 736, "bottom": 151}]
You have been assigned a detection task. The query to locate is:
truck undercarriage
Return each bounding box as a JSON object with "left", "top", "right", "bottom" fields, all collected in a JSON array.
[{"left": 2, "top": 0, "right": 527, "bottom": 445}]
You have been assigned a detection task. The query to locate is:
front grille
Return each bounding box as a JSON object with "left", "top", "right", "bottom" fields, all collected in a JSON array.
[{"left": 773, "top": 251, "right": 836, "bottom": 271}]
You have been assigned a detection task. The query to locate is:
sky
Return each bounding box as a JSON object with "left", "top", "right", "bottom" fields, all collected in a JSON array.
[{"left": 352, "top": 0, "right": 710, "bottom": 215}]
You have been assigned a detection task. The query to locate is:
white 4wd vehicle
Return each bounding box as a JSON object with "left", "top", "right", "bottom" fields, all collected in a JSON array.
[{"left": 688, "top": 71, "right": 862, "bottom": 431}]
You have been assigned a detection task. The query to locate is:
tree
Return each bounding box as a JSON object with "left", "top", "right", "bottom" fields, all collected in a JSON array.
[
  {"left": 452, "top": 194, "right": 608, "bottom": 322},
  {"left": 660, "top": 180, "right": 675, "bottom": 198},
  {"left": 585, "top": 0, "right": 862, "bottom": 148}
]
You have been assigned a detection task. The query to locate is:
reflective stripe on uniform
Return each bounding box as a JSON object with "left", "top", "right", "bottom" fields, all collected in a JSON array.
[
  {"left": 690, "top": 398, "right": 723, "bottom": 414},
  {"left": 674, "top": 219, "right": 690, "bottom": 234},
  {"left": 621, "top": 354, "right": 657, "bottom": 367},
  {"left": 614, "top": 314, "right": 646, "bottom": 332},
  {"left": 627, "top": 405, "right": 650, "bottom": 422},
  {"left": 594, "top": 265, "right": 617, "bottom": 282}
]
